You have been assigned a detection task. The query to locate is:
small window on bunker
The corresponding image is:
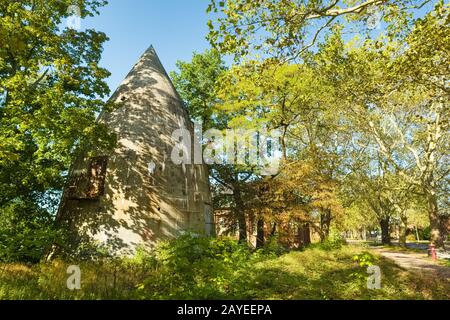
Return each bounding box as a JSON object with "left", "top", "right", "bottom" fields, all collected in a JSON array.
[
  {"left": 67, "top": 156, "right": 108, "bottom": 200},
  {"left": 86, "top": 156, "right": 108, "bottom": 199}
]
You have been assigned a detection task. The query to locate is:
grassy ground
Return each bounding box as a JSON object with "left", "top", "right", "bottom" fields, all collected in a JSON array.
[
  {"left": 0, "top": 244, "right": 448, "bottom": 300},
  {"left": 441, "top": 259, "right": 450, "bottom": 268},
  {"left": 247, "top": 245, "right": 449, "bottom": 300}
]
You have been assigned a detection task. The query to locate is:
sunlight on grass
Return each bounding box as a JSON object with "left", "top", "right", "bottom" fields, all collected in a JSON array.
[
  {"left": 0, "top": 245, "right": 448, "bottom": 300},
  {"left": 244, "top": 246, "right": 449, "bottom": 300}
]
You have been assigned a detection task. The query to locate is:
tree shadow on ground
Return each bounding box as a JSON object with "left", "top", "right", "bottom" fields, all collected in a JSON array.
[{"left": 239, "top": 254, "right": 450, "bottom": 300}]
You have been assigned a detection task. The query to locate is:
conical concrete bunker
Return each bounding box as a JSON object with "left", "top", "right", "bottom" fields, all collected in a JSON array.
[{"left": 56, "top": 46, "right": 214, "bottom": 256}]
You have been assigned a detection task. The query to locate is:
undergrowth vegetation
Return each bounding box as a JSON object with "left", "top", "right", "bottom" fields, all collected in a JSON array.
[{"left": 0, "top": 234, "right": 448, "bottom": 300}]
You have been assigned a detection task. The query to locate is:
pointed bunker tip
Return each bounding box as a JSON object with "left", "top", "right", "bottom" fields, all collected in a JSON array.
[
  {"left": 142, "top": 44, "right": 162, "bottom": 63},
  {"left": 145, "top": 44, "right": 157, "bottom": 55}
]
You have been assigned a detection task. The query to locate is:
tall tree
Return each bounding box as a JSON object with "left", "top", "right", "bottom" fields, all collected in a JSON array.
[
  {"left": 0, "top": 0, "right": 114, "bottom": 261},
  {"left": 218, "top": 60, "right": 348, "bottom": 243},
  {"left": 206, "top": 0, "right": 432, "bottom": 61},
  {"left": 312, "top": 3, "right": 449, "bottom": 246},
  {"left": 171, "top": 49, "right": 258, "bottom": 243}
]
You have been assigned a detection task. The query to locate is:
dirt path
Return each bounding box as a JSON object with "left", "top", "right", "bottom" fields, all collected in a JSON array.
[{"left": 373, "top": 248, "right": 450, "bottom": 280}]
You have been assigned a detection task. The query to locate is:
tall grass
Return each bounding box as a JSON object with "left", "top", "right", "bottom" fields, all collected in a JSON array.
[{"left": 0, "top": 235, "right": 448, "bottom": 300}]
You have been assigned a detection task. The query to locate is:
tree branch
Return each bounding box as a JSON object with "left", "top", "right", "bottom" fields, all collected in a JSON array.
[{"left": 306, "top": 0, "right": 387, "bottom": 19}]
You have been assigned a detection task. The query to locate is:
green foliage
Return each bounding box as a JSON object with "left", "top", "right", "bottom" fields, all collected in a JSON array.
[
  {"left": 0, "top": 0, "right": 115, "bottom": 262},
  {"left": 317, "top": 230, "right": 346, "bottom": 251},
  {"left": 312, "top": 2, "right": 449, "bottom": 246},
  {"left": 352, "top": 251, "right": 378, "bottom": 268},
  {"left": 419, "top": 227, "right": 431, "bottom": 241},
  {"left": 0, "top": 198, "right": 61, "bottom": 263},
  {"left": 136, "top": 234, "right": 262, "bottom": 299},
  {"left": 204, "top": 1, "right": 449, "bottom": 249},
  {"left": 406, "top": 234, "right": 417, "bottom": 242},
  {"left": 170, "top": 49, "right": 227, "bottom": 129},
  {"left": 171, "top": 49, "right": 260, "bottom": 242},
  {"left": 350, "top": 251, "right": 379, "bottom": 284},
  {"left": 260, "top": 236, "right": 288, "bottom": 256},
  {"left": 207, "top": 0, "right": 428, "bottom": 61},
  {"left": 127, "top": 245, "right": 158, "bottom": 268},
  {"left": 61, "top": 240, "right": 114, "bottom": 262},
  {"left": 1, "top": 245, "right": 449, "bottom": 300}
]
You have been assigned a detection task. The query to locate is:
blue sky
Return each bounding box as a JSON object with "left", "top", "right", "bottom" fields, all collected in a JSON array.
[
  {"left": 81, "top": 0, "right": 437, "bottom": 95},
  {"left": 83, "top": 0, "right": 212, "bottom": 93}
]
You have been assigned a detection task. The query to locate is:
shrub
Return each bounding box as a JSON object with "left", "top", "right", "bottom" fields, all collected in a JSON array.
[
  {"left": 0, "top": 199, "right": 61, "bottom": 263},
  {"left": 260, "top": 236, "right": 288, "bottom": 256},
  {"left": 351, "top": 251, "right": 379, "bottom": 284},
  {"left": 134, "top": 233, "right": 264, "bottom": 299},
  {"left": 352, "top": 251, "right": 378, "bottom": 267},
  {"left": 318, "top": 230, "right": 346, "bottom": 251},
  {"left": 60, "top": 239, "right": 122, "bottom": 262},
  {"left": 419, "top": 227, "right": 431, "bottom": 241}
]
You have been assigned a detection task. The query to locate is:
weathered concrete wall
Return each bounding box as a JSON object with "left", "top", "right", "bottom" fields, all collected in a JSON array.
[{"left": 57, "top": 46, "right": 213, "bottom": 256}]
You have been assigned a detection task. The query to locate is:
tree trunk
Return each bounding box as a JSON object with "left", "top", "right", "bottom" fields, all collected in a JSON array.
[
  {"left": 256, "top": 216, "right": 265, "bottom": 249},
  {"left": 415, "top": 226, "right": 420, "bottom": 242},
  {"left": 298, "top": 223, "right": 311, "bottom": 247},
  {"left": 380, "top": 217, "right": 391, "bottom": 245},
  {"left": 233, "top": 188, "right": 247, "bottom": 243},
  {"left": 270, "top": 222, "right": 277, "bottom": 237},
  {"left": 236, "top": 212, "right": 247, "bottom": 243},
  {"left": 399, "top": 216, "right": 408, "bottom": 248},
  {"left": 427, "top": 191, "right": 445, "bottom": 248},
  {"left": 304, "top": 223, "right": 311, "bottom": 245},
  {"left": 297, "top": 225, "right": 304, "bottom": 248},
  {"left": 396, "top": 223, "right": 400, "bottom": 240},
  {"left": 440, "top": 216, "right": 448, "bottom": 248},
  {"left": 320, "top": 209, "right": 332, "bottom": 242}
]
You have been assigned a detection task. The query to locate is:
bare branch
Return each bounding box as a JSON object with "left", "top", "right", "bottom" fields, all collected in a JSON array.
[
  {"left": 306, "top": 0, "right": 387, "bottom": 19},
  {"left": 288, "top": 15, "right": 337, "bottom": 62},
  {"left": 29, "top": 68, "right": 50, "bottom": 92}
]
